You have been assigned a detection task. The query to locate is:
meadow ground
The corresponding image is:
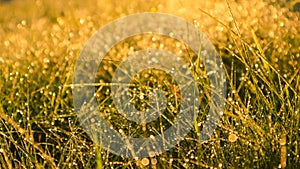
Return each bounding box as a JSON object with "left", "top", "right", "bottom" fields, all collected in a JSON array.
[{"left": 0, "top": 0, "right": 299, "bottom": 168}]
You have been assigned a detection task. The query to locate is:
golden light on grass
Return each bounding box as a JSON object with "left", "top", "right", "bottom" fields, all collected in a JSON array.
[
  {"left": 0, "top": 0, "right": 299, "bottom": 168},
  {"left": 279, "top": 135, "right": 287, "bottom": 168}
]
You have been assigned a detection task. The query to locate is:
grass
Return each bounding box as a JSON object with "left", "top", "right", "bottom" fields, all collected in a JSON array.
[{"left": 0, "top": 0, "right": 299, "bottom": 168}]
